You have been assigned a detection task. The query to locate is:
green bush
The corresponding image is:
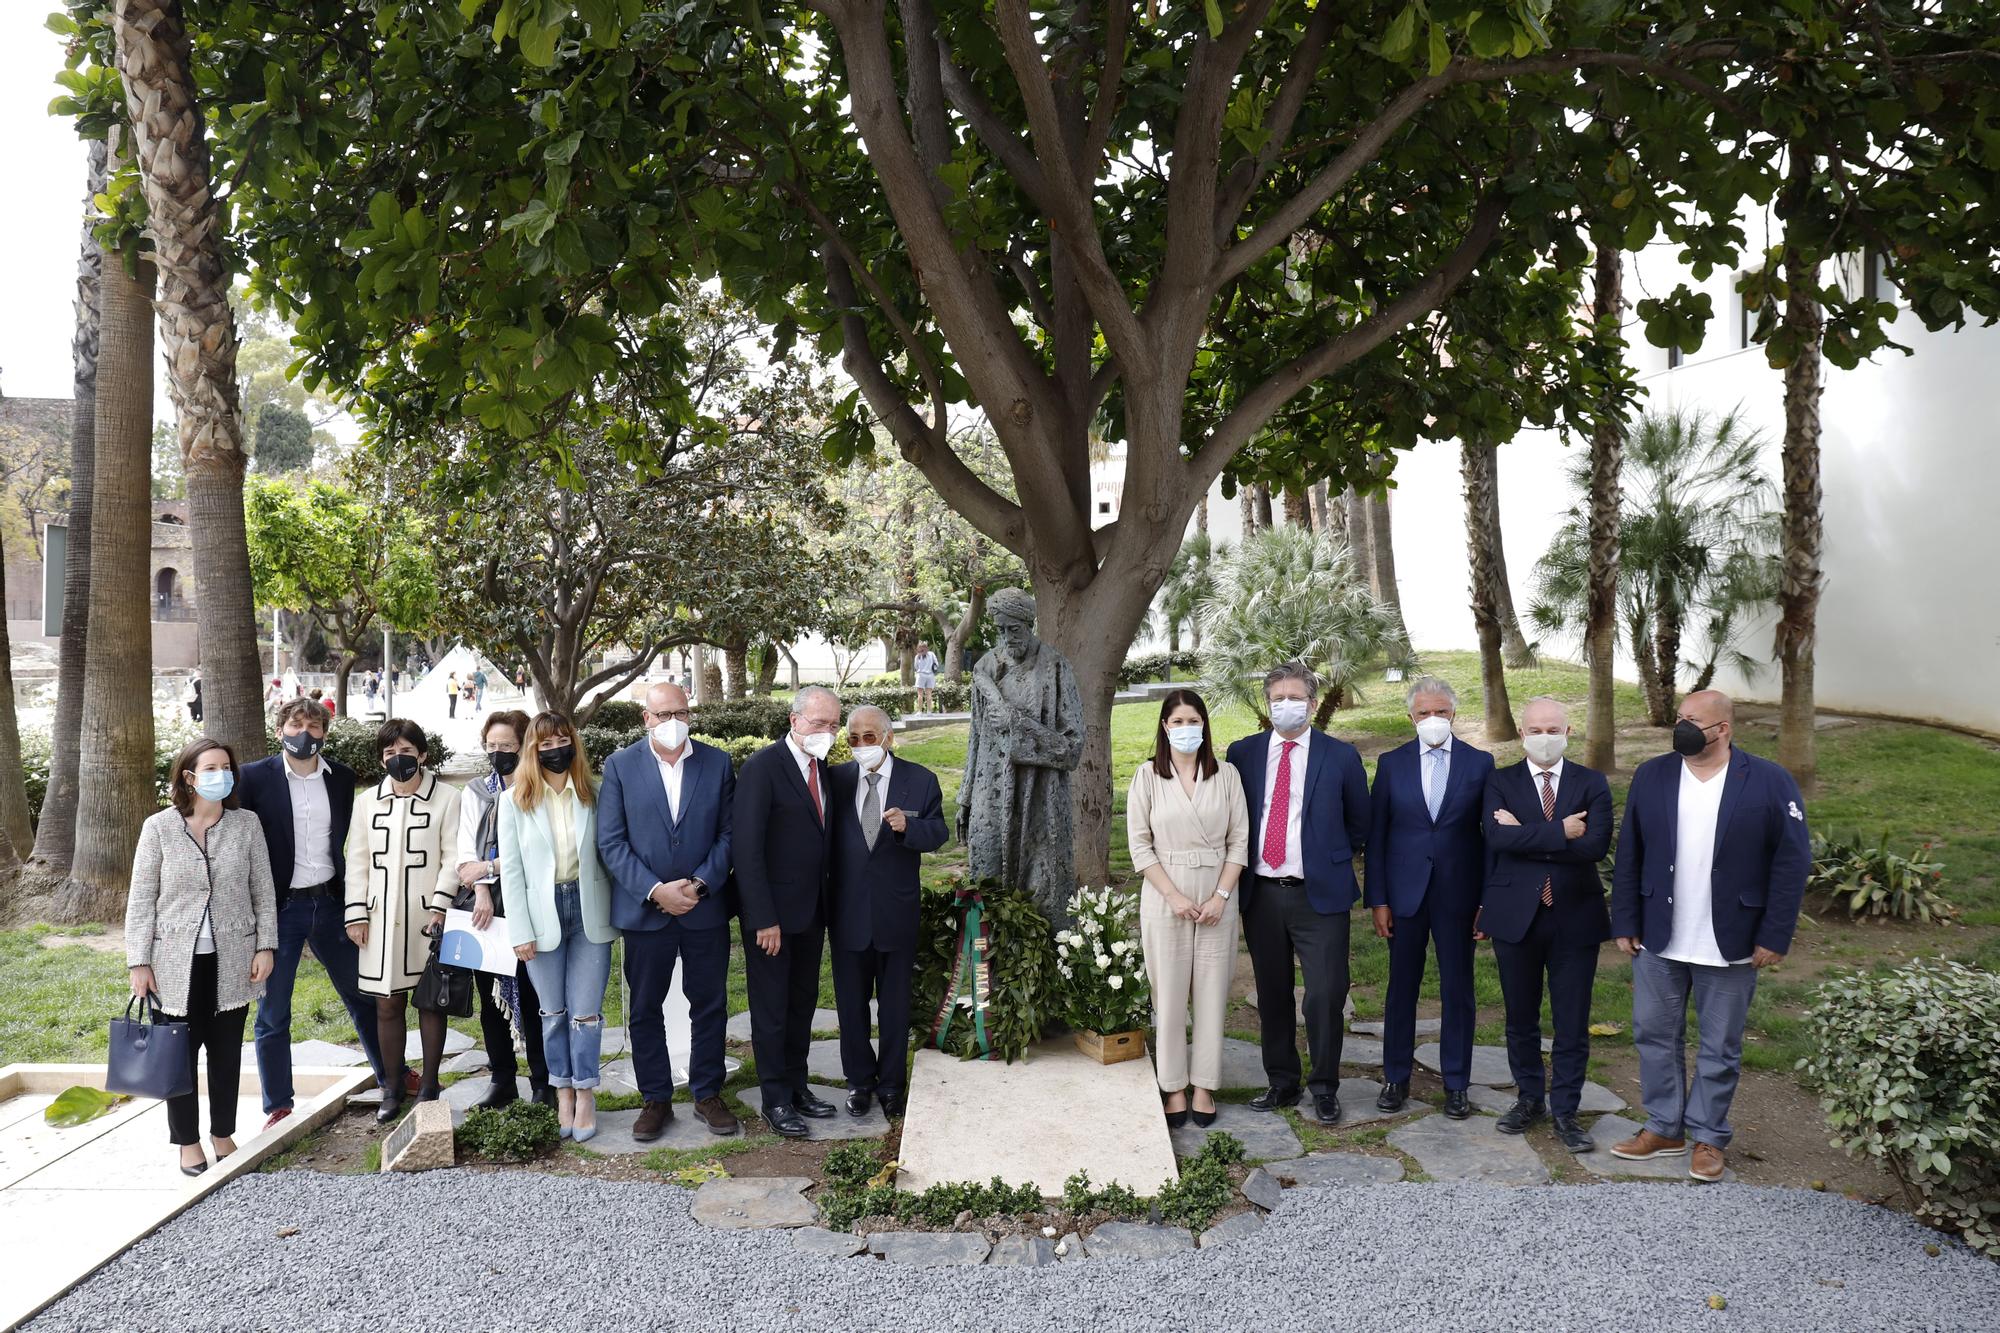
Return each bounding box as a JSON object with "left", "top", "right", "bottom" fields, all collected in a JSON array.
[
  {"left": 822, "top": 1140, "right": 884, "bottom": 1190},
  {"left": 1156, "top": 1132, "right": 1245, "bottom": 1231},
  {"left": 1117, "top": 651, "right": 1200, "bottom": 686},
  {"left": 1799, "top": 959, "right": 2000, "bottom": 1256},
  {"left": 580, "top": 726, "right": 644, "bottom": 769},
  {"left": 321, "top": 718, "right": 453, "bottom": 787},
  {"left": 1060, "top": 1170, "right": 1147, "bottom": 1219},
  {"left": 688, "top": 697, "right": 792, "bottom": 741},
  {"left": 590, "top": 699, "right": 646, "bottom": 730},
  {"left": 21, "top": 720, "right": 210, "bottom": 825},
  {"left": 821, "top": 1183, "right": 902, "bottom": 1232},
  {"left": 457, "top": 1100, "right": 561, "bottom": 1162},
  {"left": 1809, "top": 831, "right": 1954, "bottom": 923}
]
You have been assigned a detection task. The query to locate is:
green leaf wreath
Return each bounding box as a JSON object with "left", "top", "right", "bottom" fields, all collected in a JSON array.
[{"left": 912, "top": 876, "right": 1061, "bottom": 1064}]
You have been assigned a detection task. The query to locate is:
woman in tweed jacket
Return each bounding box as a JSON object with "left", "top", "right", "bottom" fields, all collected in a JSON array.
[{"left": 126, "top": 739, "right": 278, "bottom": 1175}]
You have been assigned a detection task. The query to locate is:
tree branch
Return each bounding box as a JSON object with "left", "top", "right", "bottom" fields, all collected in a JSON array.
[{"left": 1214, "top": 4, "right": 1342, "bottom": 235}]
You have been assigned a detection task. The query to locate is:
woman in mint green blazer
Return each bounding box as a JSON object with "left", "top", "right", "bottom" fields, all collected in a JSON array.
[{"left": 500, "top": 712, "right": 619, "bottom": 1142}]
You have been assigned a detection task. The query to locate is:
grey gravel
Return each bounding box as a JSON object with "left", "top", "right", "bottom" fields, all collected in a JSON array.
[{"left": 29, "top": 1173, "right": 2000, "bottom": 1331}]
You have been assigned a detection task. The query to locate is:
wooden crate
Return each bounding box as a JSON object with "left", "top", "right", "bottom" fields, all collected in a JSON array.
[{"left": 1073, "top": 1028, "right": 1147, "bottom": 1065}]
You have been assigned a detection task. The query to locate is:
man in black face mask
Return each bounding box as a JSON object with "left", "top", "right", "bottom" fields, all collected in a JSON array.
[
  {"left": 1608, "top": 690, "right": 1811, "bottom": 1183},
  {"left": 238, "top": 698, "right": 387, "bottom": 1129}
]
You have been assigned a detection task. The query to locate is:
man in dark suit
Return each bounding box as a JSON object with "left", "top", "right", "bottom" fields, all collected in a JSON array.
[
  {"left": 1610, "top": 689, "right": 1810, "bottom": 1182},
  {"left": 1224, "top": 662, "right": 1370, "bottom": 1125},
  {"left": 1477, "top": 697, "right": 1614, "bottom": 1152},
  {"left": 733, "top": 684, "right": 843, "bottom": 1138},
  {"left": 597, "top": 681, "right": 739, "bottom": 1139},
  {"left": 826, "top": 705, "right": 949, "bottom": 1118},
  {"left": 240, "top": 697, "right": 384, "bottom": 1130},
  {"left": 1366, "top": 675, "right": 1494, "bottom": 1119}
]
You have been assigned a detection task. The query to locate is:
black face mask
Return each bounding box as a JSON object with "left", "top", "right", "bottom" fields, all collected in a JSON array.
[
  {"left": 539, "top": 744, "right": 575, "bottom": 774},
  {"left": 281, "top": 731, "right": 324, "bottom": 760},
  {"left": 1672, "top": 720, "right": 1715, "bottom": 757},
  {"left": 384, "top": 753, "right": 422, "bottom": 782},
  {"left": 487, "top": 750, "right": 520, "bottom": 778}
]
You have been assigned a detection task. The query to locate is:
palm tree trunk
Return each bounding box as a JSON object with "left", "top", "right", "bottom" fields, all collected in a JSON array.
[
  {"left": 1238, "top": 488, "right": 1257, "bottom": 535},
  {"left": 1774, "top": 207, "right": 1824, "bottom": 792},
  {"left": 1480, "top": 447, "right": 1535, "bottom": 668},
  {"left": 1651, "top": 600, "right": 1684, "bottom": 728},
  {"left": 0, "top": 524, "right": 34, "bottom": 862},
  {"left": 1311, "top": 480, "right": 1331, "bottom": 533},
  {"left": 1341, "top": 488, "right": 1366, "bottom": 571},
  {"left": 116, "top": 0, "right": 263, "bottom": 764},
  {"left": 1462, "top": 442, "right": 1518, "bottom": 742},
  {"left": 1253, "top": 483, "right": 1275, "bottom": 530},
  {"left": 1281, "top": 486, "right": 1310, "bottom": 528},
  {"left": 1367, "top": 494, "right": 1406, "bottom": 636},
  {"left": 1583, "top": 241, "right": 1626, "bottom": 771},
  {"left": 1194, "top": 494, "right": 1208, "bottom": 535},
  {"left": 722, "top": 640, "right": 748, "bottom": 699},
  {"left": 33, "top": 138, "right": 109, "bottom": 873},
  {"left": 58, "top": 210, "right": 157, "bottom": 923}
]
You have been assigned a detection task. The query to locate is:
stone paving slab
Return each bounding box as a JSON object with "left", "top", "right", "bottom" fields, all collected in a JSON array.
[
  {"left": 1575, "top": 1115, "right": 1738, "bottom": 1182},
  {"left": 441, "top": 1049, "right": 491, "bottom": 1077},
  {"left": 1389, "top": 1114, "right": 1551, "bottom": 1186},
  {"left": 1262, "top": 1152, "right": 1406, "bottom": 1187},
  {"left": 598, "top": 1026, "right": 631, "bottom": 1059},
  {"left": 792, "top": 1226, "right": 867, "bottom": 1258},
  {"left": 1169, "top": 1103, "right": 1301, "bottom": 1161},
  {"left": 1466, "top": 1082, "right": 1627, "bottom": 1117},
  {"left": 582, "top": 1104, "right": 770, "bottom": 1155},
  {"left": 1350, "top": 1017, "right": 1441, "bottom": 1037},
  {"left": 987, "top": 1235, "right": 1057, "bottom": 1267},
  {"left": 1414, "top": 1042, "right": 1515, "bottom": 1087},
  {"left": 691, "top": 1176, "right": 817, "bottom": 1229},
  {"left": 1054, "top": 1232, "right": 1086, "bottom": 1261},
  {"left": 1197, "top": 1211, "right": 1266, "bottom": 1249},
  {"left": 1325, "top": 1077, "right": 1433, "bottom": 1128},
  {"left": 1240, "top": 1167, "right": 1281, "bottom": 1210},
  {"left": 596, "top": 1060, "right": 641, "bottom": 1096},
  {"left": 762, "top": 1101, "right": 892, "bottom": 1142},
  {"left": 868, "top": 1231, "right": 991, "bottom": 1265},
  {"left": 1085, "top": 1222, "right": 1195, "bottom": 1259},
  {"left": 807, "top": 1039, "right": 847, "bottom": 1085}
]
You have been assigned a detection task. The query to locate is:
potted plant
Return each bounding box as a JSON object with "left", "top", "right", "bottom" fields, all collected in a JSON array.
[{"left": 1057, "top": 886, "right": 1151, "bottom": 1064}]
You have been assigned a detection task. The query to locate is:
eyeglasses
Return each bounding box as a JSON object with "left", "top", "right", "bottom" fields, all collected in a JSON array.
[{"left": 645, "top": 709, "right": 692, "bottom": 723}]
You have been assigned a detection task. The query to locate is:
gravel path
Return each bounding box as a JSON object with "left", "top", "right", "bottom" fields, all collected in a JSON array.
[{"left": 29, "top": 1173, "right": 1999, "bottom": 1332}]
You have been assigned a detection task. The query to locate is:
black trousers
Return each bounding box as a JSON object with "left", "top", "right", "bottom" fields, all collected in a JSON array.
[
  {"left": 166, "top": 952, "right": 247, "bottom": 1147},
  {"left": 741, "top": 922, "right": 824, "bottom": 1111},
  {"left": 1242, "top": 878, "right": 1349, "bottom": 1097},
  {"left": 829, "top": 944, "right": 913, "bottom": 1094},
  {"left": 475, "top": 964, "right": 548, "bottom": 1090},
  {"left": 1492, "top": 903, "right": 1599, "bottom": 1115}
]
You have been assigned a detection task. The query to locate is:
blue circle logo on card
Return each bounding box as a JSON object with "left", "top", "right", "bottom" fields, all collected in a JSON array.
[{"left": 439, "top": 930, "right": 484, "bottom": 968}]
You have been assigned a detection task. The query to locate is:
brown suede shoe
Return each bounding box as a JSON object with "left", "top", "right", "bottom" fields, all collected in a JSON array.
[
  {"left": 1689, "top": 1143, "right": 1726, "bottom": 1182},
  {"left": 694, "top": 1096, "right": 741, "bottom": 1137},
  {"left": 1610, "top": 1128, "right": 1689, "bottom": 1160},
  {"left": 631, "top": 1100, "right": 675, "bottom": 1142}
]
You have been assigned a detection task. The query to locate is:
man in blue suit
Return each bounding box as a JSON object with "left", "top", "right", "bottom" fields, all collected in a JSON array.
[
  {"left": 1366, "top": 676, "right": 1494, "bottom": 1119},
  {"left": 597, "top": 682, "right": 739, "bottom": 1140},
  {"left": 1610, "top": 690, "right": 1810, "bottom": 1182},
  {"left": 240, "top": 697, "right": 385, "bottom": 1130},
  {"left": 1225, "top": 663, "right": 1370, "bottom": 1125},
  {"left": 826, "top": 706, "right": 949, "bottom": 1118},
  {"left": 1477, "top": 697, "right": 1614, "bottom": 1152}
]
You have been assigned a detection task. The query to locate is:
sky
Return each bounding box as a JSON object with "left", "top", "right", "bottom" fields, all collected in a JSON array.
[{"left": 3, "top": 10, "right": 92, "bottom": 405}]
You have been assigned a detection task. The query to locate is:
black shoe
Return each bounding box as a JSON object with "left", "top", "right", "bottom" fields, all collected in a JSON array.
[
  {"left": 1443, "top": 1089, "right": 1473, "bottom": 1120},
  {"left": 1248, "top": 1086, "right": 1301, "bottom": 1113},
  {"left": 877, "top": 1088, "right": 905, "bottom": 1118},
  {"left": 179, "top": 1159, "right": 209, "bottom": 1177},
  {"left": 1552, "top": 1114, "right": 1594, "bottom": 1154},
  {"left": 1313, "top": 1093, "right": 1343, "bottom": 1125},
  {"left": 1375, "top": 1082, "right": 1408, "bottom": 1113},
  {"left": 1164, "top": 1092, "right": 1191, "bottom": 1129},
  {"left": 765, "top": 1104, "right": 810, "bottom": 1138},
  {"left": 1496, "top": 1097, "right": 1546, "bottom": 1135},
  {"left": 415, "top": 1078, "right": 441, "bottom": 1104},
  {"left": 475, "top": 1079, "right": 520, "bottom": 1110},
  {"left": 531, "top": 1084, "right": 558, "bottom": 1110},
  {"left": 375, "top": 1087, "right": 405, "bottom": 1125},
  {"left": 845, "top": 1089, "right": 873, "bottom": 1117},
  {"left": 793, "top": 1090, "right": 838, "bottom": 1119}
]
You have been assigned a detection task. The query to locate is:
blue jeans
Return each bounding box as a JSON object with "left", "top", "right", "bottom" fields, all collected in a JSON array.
[
  {"left": 254, "top": 890, "right": 389, "bottom": 1113},
  {"left": 521, "top": 882, "right": 613, "bottom": 1089},
  {"left": 1631, "top": 948, "right": 1759, "bottom": 1148}
]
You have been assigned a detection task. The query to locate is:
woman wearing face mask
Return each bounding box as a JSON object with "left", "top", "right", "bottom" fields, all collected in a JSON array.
[
  {"left": 344, "top": 718, "right": 461, "bottom": 1123},
  {"left": 1126, "top": 690, "right": 1250, "bottom": 1128},
  {"left": 125, "top": 740, "right": 278, "bottom": 1174},
  {"left": 499, "top": 712, "right": 619, "bottom": 1141}
]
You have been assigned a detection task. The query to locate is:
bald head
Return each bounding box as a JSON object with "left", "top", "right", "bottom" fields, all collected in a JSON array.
[
  {"left": 1676, "top": 689, "right": 1734, "bottom": 762},
  {"left": 1520, "top": 696, "right": 1569, "bottom": 733},
  {"left": 1681, "top": 690, "right": 1734, "bottom": 725},
  {"left": 846, "top": 704, "right": 894, "bottom": 756},
  {"left": 644, "top": 681, "right": 689, "bottom": 716}
]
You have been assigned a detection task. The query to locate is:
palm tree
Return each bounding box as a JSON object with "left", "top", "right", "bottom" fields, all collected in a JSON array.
[
  {"left": 1199, "top": 527, "right": 1408, "bottom": 731},
  {"left": 1582, "top": 239, "right": 1626, "bottom": 771},
  {"left": 1154, "top": 531, "right": 1222, "bottom": 655},
  {"left": 1366, "top": 493, "right": 1407, "bottom": 640},
  {"left": 1529, "top": 407, "right": 1781, "bottom": 727},
  {"left": 1461, "top": 440, "right": 1518, "bottom": 742}
]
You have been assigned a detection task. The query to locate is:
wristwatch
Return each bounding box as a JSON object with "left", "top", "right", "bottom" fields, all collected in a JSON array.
[
  {"left": 691, "top": 878, "right": 710, "bottom": 900},
  {"left": 1215, "top": 887, "right": 1232, "bottom": 901}
]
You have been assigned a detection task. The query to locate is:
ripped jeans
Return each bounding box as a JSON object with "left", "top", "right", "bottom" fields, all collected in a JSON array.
[{"left": 520, "top": 882, "right": 613, "bottom": 1089}]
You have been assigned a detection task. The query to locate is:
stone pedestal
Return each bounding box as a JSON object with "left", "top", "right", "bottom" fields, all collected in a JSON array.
[{"left": 381, "top": 1100, "right": 455, "bottom": 1173}]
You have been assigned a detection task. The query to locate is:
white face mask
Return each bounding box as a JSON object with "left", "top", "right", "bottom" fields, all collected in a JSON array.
[
  {"left": 1522, "top": 732, "right": 1568, "bottom": 767},
  {"left": 1165, "top": 725, "right": 1205, "bottom": 755},
  {"left": 798, "top": 729, "right": 835, "bottom": 761},
  {"left": 651, "top": 719, "right": 688, "bottom": 752},
  {"left": 1415, "top": 715, "right": 1454, "bottom": 747},
  {"left": 1268, "top": 698, "right": 1311, "bottom": 733},
  {"left": 850, "top": 745, "right": 886, "bottom": 771}
]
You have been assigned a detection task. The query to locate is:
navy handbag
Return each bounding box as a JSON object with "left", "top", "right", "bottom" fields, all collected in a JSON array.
[{"left": 105, "top": 995, "right": 195, "bottom": 1100}]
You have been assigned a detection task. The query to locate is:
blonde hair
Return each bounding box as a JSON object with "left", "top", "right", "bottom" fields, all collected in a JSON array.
[{"left": 510, "top": 711, "right": 596, "bottom": 813}]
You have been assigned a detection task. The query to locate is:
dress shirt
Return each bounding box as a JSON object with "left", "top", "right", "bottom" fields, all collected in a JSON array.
[
  {"left": 855, "top": 754, "right": 894, "bottom": 835},
  {"left": 284, "top": 756, "right": 335, "bottom": 886},
  {"left": 1661, "top": 760, "right": 1743, "bottom": 965},
  {"left": 1421, "top": 734, "right": 1456, "bottom": 813},
  {"left": 653, "top": 741, "right": 689, "bottom": 821},
  {"left": 1528, "top": 757, "right": 1565, "bottom": 807},
  {"left": 1258, "top": 728, "right": 1309, "bottom": 878},
  {"left": 785, "top": 732, "right": 823, "bottom": 820},
  {"left": 545, "top": 784, "right": 582, "bottom": 884}
]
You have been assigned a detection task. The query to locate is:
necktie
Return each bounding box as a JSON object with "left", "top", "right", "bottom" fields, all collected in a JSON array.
[
  {"left": 1261, "top": 740, "right": 1297, "bottom": 871},
  {"left": 862, "top": 772, "right": 882, "bottom": 851},
  {"left": 805, "top": 758, "right": 824, "bottom": 824},
  {"left": 1540, "top": 769, "right": 1557, "bottom": 907},
  {"left": 1425, "top": 746, "right": 1446, "bottom": 821}
]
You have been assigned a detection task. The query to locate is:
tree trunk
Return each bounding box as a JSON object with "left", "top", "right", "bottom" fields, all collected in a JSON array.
[
  {"left": 1281, "top": 486, "right": 1310, "bottom": 528},
  {"left": 333, "top": 655, "right": 355, "bottom": 720},
  {"left": 1650, "top": 601, "right": 1684, "bottom": 728},
  {"left": 1253, "top": 483, "right": 1275, "bottom": 530},
  {"left": 780, "top": 643, "right": 800, "bottom": 690},
  {"left": 32, "top": 138, "right": 108, "bottom": 873},
  {"left": 1775, "top": 236, "right": 1824, "bottom": 792},
  {"left": 1238, "top": 488, "right": 1256, "bottom": 535},
  {"left": 722, "top": 640, "right": 748, "bottom": 700},
  {"left": 1481, "top": 447, "right": 1536, "bottom": 668},
  {"left": 691, "top": 643, "right": 714, "bottom": 705},
  {"left": 57, "top": 235, "right": 157, "bottom": 923},
  {"left": 0, "top": 524, "right": 33, "bottom": 862},
  {"left": 1194, "top": 494, "right": 1209, "bottom": 535},
  {"left": 116, "top": 0, "right": 262, "bottom": 765},
  {"left": 1366, "top": 494, "right": 1406, "bottom": 636},
  {"left": 1310, "top": 480, "right": 1331, "bottom": 533},
  {"left": 753, "top": 644, "right": 779, "bottom": 696},
  {"left": 1462, "top": 443, "right": 1518, "bottom": 742},
  {"left": 1583, "top": 241, "right": 1626, "bottom": 773},
  {"left": 943, "top": 584, "right": 985, "bottom": 682}
]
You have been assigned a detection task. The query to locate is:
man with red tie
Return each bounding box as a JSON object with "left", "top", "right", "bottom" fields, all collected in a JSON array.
[
  {"left": 1225, "top": 663, "right": 1371, "bottom": 1124},
  {"left": 733, "top": 685, "right": 844, "bottom": 1138}
]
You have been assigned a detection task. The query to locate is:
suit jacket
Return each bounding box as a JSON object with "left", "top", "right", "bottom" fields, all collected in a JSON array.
[
  {"left": 125, "top": 807, "right": 279, "bottom": 1016},
  {"left": 1224, "top": 729, "right": 1370, "bottom": 915},
  {"left": 595, "top": 737, "right": 734, "bottom": 933},
  {"left": 1478, "top": 759, "right": 1614, "bottom": 946},
  {"left": 827, "top": 756, "right": 949, "bottom": 953},
  {"left": 1611, "top": 747, "right": 1811, "bottom": 959},
  {"left": 733, "top": 739, "right": 832, "bottom": 935},
  {"left": 235, "top": 752, "right": 358, "bottom": 903},
  {"left": 1364, "top": 736, "right": 1495, "bottom": 918},
  {"left": 497, "top": 787, "right": 619, "bottom": 951}
]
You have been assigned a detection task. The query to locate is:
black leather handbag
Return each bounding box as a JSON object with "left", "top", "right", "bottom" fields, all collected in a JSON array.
[
  {"left": 413, "top": 928, "right": 475, "bottom": 1017},
  {"left": 106, "top": 995, "right": 195, "bottom": 1100}
]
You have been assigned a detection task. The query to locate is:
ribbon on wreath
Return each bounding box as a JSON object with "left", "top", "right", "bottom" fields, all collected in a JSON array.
[{"left": 930, "top": 886, "right": 994, "bottom": 1059}]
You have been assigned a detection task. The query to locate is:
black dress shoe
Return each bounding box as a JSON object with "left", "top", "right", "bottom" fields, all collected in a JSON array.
[
  {"left": 475, "top": 1079, "right": 520, "bottom": 1110},
  {"left": 415, "top": 1078, "right": 441, "bottom": 1104},
  {"left": 1313, "top": 1093, "right": 1343, "bottom": 1125},
  {"left": 531, "top": 1084, "right": 558, "bottom": 1110},
  {"left": 1248, "top": 1086, "right": 1301, "bottom": 1113},
  {"left": 876, "top": 1089, "right": 905, "bottom": 1118},
  {"left": 375, "top": 1088, "right": 405, "bottom": 1125},
  {"left": 765, "top": 1104, "right": 810, "bottom": 1138},
  {"left": 1190, "top": 1098, "right": 1218, "bottom": 1128},
  {"left": 845, "top": 1089, "right": 873, "bottom": 1117},
  {"left": 1443, "top": 1089, "right": 1473, "bottom": 1120},
  {"left": 1375, "top": 1082, "right": 1408, "bottom": 1113},
  {"left": 1496, "top": 1097, "right": 1546, "bottom": 1135},
  {"left": 1552, "top": 1114, "right": 1594, "bottom": 1153},
  {"left": 1164, "top": 1095, "right": 1191, "bottom": 1129},
  {"left": 793, "top": 1090, "right": 838, "bottom": 1119},
  {"left": 179, "top": 1159, "right": 209, "bottom": 1177}
]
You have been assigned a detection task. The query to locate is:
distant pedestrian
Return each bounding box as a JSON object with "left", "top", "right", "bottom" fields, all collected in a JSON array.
[
  {"left": 186, "top": 676, "right": 203, "bottom": 724},
  {"left": 265, "top": 677, "right": 285, "bottom": 712},
  {"left": 912, "top": 641, "right": 941, "bottom": 714},
  {"left": 447, "top": 672, "right": 461, "bottom": 718},
  {"left": 460, "top": 673, "right": 477, "bottom": 714},
  {"left": 514, "top": 665, "right": 526, "bottom": 691},
  {"left": 472, "top": 667, "right": 488, "bottom": 708}
]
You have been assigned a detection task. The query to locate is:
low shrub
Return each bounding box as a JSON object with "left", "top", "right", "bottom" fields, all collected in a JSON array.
[
  {"left": 1117, "top": 651, "right": 1200, "bottom": 687},
  {"left": 1798, "top": 959, "right": 2000, "bottom": 1256},
  {"left": 1809, "top": 831, "right": 1954, "bottom": 923},
  {"left": 589, "top": 699, "right": 646, "bottom": 731},
  {"left": 579, "top": 726, "right": 642, "bottom": 770},
  {"left": 1156, "top": 1132, "right": 1246, "bottom": 1231},
  {"left": 822, "top": 1140, "right": 885, "bottom": 1190},
  {"left": 688, "top": 697, "right": 792, "bottom": 741},
  {"left": 457, "top": 1100, "right": 561, "bottom": 1162},
  {"left": 1060, "top": 1170, "right": 1147, "bottom": 1220}
]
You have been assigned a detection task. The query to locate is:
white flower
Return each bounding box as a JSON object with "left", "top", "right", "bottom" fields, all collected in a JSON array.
[
  {"left": 1095, "top": 954, "right": 1111, "bottom": 971},
  {"left": 1057, "top": 963, "right": 1072, "bottom": 979},
  {"left": 1057, "top": 944, "right": 1069, "bottom": 958},
  {"left": 1108, "top": 975, "right": 1125, "bottom": 990},
  {"left": 1081, "top": 918, "right": 1101, "bottom": 936},
  {"left": 1110, "top": 940, "right": 1130, "bottom": 956}
]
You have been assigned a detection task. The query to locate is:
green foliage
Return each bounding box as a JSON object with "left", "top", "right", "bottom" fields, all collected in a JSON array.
[
  {"left": 836, "top": 682, "right": 970, "bottom": 720},
  {"left": 457, "top": 1100, "right": 562, "bottom": 1162},
  {"left": 1118, "top": 652, "right": 1202, "bottom": 688},
  {"left": 897, "top": 1176, "right": 1047, "bottom": 1228},
  {"left": 688, "top": 698, "right": 793, "bottom": 741},
  {"left": 1156, "top": 1132, "right": 1247, "bottom": 1232},
  {"left": 1809, "top": 832, "right": 1954, "bottom": 924},
  {"left": 44, "top": 1086, "right": 130, "bottom": 1128},
  {"left": 820, "top": 1184, "right": 902, "bottom": 1233},
  {"left": 912, "top": 883, "right": 1062, "bottom": 1064},
  {"left": 591, "top": 700, "right": 646, "bottom": 731},
  {"left": 1799, "top": 960, "right": 2000, "bottom": 1257},
  {"left": 1059, "top": 1171, "right": 1146, "bottom": 1221},
  {"left": 821, "top": 1140, "right": 884, "bottom": 1190},
  {"left": 252, "top": 403, "right": 315, "bottom": 473},
  {"left": 1056, "top": 886, "right": 1151, "bottom": 1036},
  {"left": 320, "top": 718, "right": 453, "bottom": 787}
]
